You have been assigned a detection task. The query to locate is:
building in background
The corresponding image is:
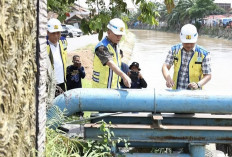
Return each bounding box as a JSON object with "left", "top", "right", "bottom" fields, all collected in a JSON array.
[
  {"left": 214, "top": 0, "right": 232, "bottom": 11},
  {"left": 65, "top": 2, "right": 90, "bottom": 26}
]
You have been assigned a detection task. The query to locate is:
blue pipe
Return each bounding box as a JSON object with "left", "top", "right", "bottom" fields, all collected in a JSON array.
[
  {"left": 123, "top": 153, "right": 191, "bottom": 157},
  {"left": 47, "top": 88, "right": 232, "bottom": 119},
  {"left": 189, "top": 144, "right": 205, "bottom": 157}
]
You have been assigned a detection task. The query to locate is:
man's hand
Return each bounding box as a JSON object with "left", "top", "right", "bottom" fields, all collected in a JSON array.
[
  {"left": 106, "top": 60, "right": 131, "bottom": 88},
  {"left": 188, "top": 82, "right": 199, "bottom": 90},
  {"left": 77, "top": 62, "right": 81, "bottom": 68},
  {"left": 122, "top": 74, "right": 131, "bottom": 88},
  {"left": 162, "top": 63, "right": 174, "bottom": 88},
  {"left": 166, "top": 75, "right": 175, "bottom": 88}
]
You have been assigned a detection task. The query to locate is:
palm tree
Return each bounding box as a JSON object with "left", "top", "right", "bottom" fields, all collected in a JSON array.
[
  {"left": 189, "top": 0, "right": 218, "bottom": 23},
  {"left": 167, "top": 0, "right": 195, "bottom": 30}
]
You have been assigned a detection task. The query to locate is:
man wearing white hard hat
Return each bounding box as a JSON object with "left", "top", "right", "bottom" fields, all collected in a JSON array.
[
  {"left": 92, "top": 18, "right": 131, "bottom": 88},
  {"left": 162, "top": 24, "right": 211, "bottom": 90},
  {"left": 47, "top": 18, "right": 68, "bottom": 96}
]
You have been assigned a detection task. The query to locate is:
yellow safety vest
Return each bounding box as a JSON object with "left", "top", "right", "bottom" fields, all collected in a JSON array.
[
  {"left": 172, "top": 44, "right": 208, "bottom": 90},
  {"left": 92, "top": 38, "right": 121, "bottom": 88},
  {"left": 47, "top": 38, "right": 67, "bottom": 83}
]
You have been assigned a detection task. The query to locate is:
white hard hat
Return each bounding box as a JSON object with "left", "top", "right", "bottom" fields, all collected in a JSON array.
[
  {"left": 47, "top": 18, "right": 63, "bottom": 33},
  {"left": 107, "top": 18, "right": 125, "bottom": 35},
  {"left": 180, "top": 24, "right": 198, "bottom": 43}
]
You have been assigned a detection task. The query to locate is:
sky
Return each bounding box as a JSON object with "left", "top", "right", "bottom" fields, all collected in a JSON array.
[
  {"left": 75, "top": 0, "right": 232, "bottom": 10},
  {"left": 214, "top": 0, "right": 232, "bottom": 4},
  {"left": 75, "top": 0, "right": 135, "bottom": 9},
  {"left": 75, "top": 0, "right": 165, "bottom": 9}
]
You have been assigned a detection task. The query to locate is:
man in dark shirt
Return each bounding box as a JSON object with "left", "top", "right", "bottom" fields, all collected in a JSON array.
[
  {"left": 66, "top": 55, "right": 85, "bottom": 90},
  {"left": 120, "top": 62, "right": 130, "bottom": 88},
  {"left": 128, "top": 62, "right": 147, "bottom": 89}
]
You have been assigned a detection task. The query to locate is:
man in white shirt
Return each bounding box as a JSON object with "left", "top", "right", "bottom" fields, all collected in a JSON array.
[{"left": 47, "top": 18, "right": 68, "bottom": 96}]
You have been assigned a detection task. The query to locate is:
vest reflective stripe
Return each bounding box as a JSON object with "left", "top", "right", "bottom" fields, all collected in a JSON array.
[
  {"left": 92, "top": 38, "right": 121, "bottom": 88},
  {"left": 47, "top": 39, "right": 67, "bottom": 83},
  {"left": 92, "top": 76, "right": 99, "bottom": 82},
  {"left": 172, "top": 44, "right": 208, "bottom": 90},
  {"left": 107, "top": 68, "right": 113, "bottom": 88},
  {"left": 93, "top": 71, "right": 100, "bottom": 76}
]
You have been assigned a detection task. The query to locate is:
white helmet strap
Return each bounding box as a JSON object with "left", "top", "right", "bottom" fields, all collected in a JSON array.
[
  {"left": 109, "top": 23, "right": 118, "bottom": 29},
  {"left": 109, "top": 23, "right": 124, "bottom": 33}
]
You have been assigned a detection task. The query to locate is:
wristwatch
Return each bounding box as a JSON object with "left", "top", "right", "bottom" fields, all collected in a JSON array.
[{"left": 197, "top": 82, "right": 201, "bottom": 89}]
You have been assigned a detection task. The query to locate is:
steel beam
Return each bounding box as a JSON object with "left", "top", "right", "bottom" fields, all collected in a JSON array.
[
  {"left": 116, "top": 142, "right": 188, "bottom": 148},
  {"left": 90, "top": 113, "right": 232, "bottom": 126},
  {"left": 84, "top": 124, "right": 232, "bottom": 143}
]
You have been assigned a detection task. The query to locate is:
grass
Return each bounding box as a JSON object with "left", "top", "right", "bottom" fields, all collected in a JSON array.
[
  {"left": 45, "top": 128, "right": 83, "bottom": 157},
  {"left": 46, "top": 116, "right": 128, "bottom": 157}
]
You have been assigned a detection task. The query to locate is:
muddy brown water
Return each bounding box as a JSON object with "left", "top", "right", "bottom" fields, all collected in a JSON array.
[{"left": 129, "top": 29, "right": 232, "bottom": 90}]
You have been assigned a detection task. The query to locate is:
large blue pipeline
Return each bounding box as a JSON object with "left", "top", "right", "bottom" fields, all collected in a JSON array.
[
  {"left": 47, "top": 88, "right": 232, "bottom": 156},
  {"left": 47, "top": 88, "right": 232, "bottom": 118}
]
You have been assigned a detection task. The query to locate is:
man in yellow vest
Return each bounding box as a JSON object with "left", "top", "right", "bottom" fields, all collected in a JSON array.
[
  {"left": 162, "top": 24, "right": 211, "bottom": 90},
  {"left": 47, "top": 18, "right": 67, "bottom": 96},
  {"left": 92, "top": 18, "right": 131, "bottom": 88}
]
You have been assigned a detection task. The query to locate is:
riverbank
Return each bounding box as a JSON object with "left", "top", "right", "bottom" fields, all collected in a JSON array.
[
  {"left": 199, "top": 26, "right": 232, "bottom": 40},
  {"left": 141, "top": 26, "right": 232, "bottom": 41},
  {"left": 67, "top": 31, "right": 136, "bottom": 82}
]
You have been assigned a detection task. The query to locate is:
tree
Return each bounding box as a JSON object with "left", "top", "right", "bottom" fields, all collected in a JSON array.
[
  {"left": 156, "top": 2, "right": 168, "bottom": 22},
  {"left": 189, "top": 0, "right": 218, "bottom": 21},
  {"left": 164, "top": 0, "right": 175, "bottom": 13},
  {"left": 48, "top": 0, "right": 176, "bottom": 40},
  {"left": 165, "top": 0, "right": 224, "bottom": 30},
  {"left": 137, "top": 1, "right": 160, "bottom": 26},
  {"left": 47, "top": 0, "right": 75, "bottom": 22},
  {"left": 80, "top": 0, "right": 164, "bottom": 40},
  {"left": 166, "top": 0, "right": 194, "bottom": 30}
]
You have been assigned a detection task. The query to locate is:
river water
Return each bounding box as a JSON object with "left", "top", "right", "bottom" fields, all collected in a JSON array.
[{"left": 129, "top": 30, "right": 232, "bottom": 90}]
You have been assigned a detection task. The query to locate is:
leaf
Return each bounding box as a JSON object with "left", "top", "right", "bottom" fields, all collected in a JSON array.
[
  {"left": 98, "top": 29, "right": 103, "bottom": 41},
  {"left": 100, "top": 122, "right": 105, "bottom": 131},
  {"left": 136, "top": 0, "right": 141, "bottom": 5},
  {"left": 98, "top": 136, "right": 103, "bottom": 139},
  {"left": 111, "top": 131, "right": 115, "bottom": 137}
]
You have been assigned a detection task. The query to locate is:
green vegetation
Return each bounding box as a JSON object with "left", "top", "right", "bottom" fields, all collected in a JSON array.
[
  {"left": 127, "top": 0, "right": 226, "bottom": 31},
  {"left": 46, "top": 118, "right": 129, "bottom": 156},
  {"left": 48, "top": 0, "right": 175, "bottom": 40},
  {"left": 137, "top": 1, "right": 160, "bottom": 26},
  {"left": 81, "top": 0, "right": 164, "bottom": 40},
  {"left": 47, "top": 0, "right": 226, "bottom": 35},
  {"left": 161, "top": 0, "right": 226, "bottom": 30},
  {"left": 46, "top": 128, "right": 83, "bottom": 157},
  {"left": 47, "top": 0, "right": 75, "bottom": 22}
]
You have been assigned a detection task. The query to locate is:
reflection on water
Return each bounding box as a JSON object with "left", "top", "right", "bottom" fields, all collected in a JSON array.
[{"left": 129, "top": 29, "right": 232, "bottom": 90}]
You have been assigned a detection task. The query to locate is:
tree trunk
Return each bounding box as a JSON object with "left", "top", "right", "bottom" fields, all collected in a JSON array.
[{"left": 0, "top": 0, "right": 47, "bottom": 156}]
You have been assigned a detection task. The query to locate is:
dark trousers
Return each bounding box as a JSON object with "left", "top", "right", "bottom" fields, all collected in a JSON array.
[{"left": 55, "top": 83, "right": 66, "bottom": 97}]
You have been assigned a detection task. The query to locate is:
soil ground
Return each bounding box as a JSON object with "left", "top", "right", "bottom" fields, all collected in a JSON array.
[{"left": 67, "top": 44, "right": 95, "bottom": 80}]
